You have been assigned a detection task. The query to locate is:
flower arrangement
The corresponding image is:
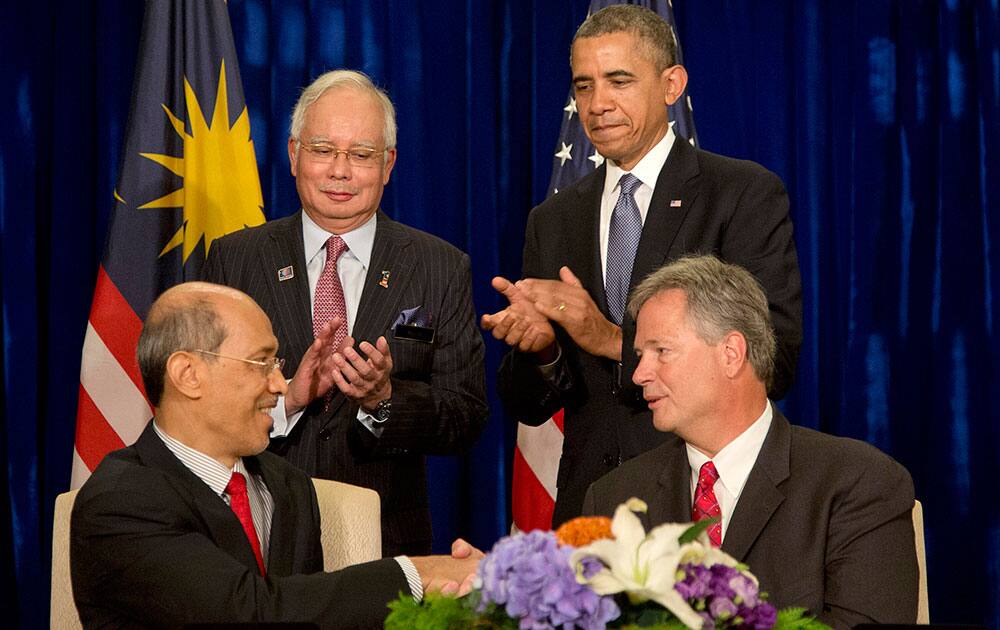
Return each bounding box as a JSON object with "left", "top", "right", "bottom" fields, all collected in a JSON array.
[{"left": 385, "top": 498, "right": 831, "bottom": 630}]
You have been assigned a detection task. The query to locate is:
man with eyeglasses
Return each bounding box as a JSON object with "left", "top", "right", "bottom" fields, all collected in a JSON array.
[
  {"left": 204, "top": 70, "right": 487, "bottom": 557},
  {"left": 71, "top": 282, "right": 483, "bottom": 628}
]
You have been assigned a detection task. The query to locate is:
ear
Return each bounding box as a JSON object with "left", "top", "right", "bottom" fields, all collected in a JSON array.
[
  {"left": 661, "top": 64, "right": 689, "bottom": 107},
  {"left": 382, "top": 147, "right": 397, "bottom": 185},
  {"left": 165, "top": 351, "right": 205, "bottom": 401},
  {"left": 288, "top": 137, "right": 299, "bottom": 177},
  {"left": 719, "top": 331, "right": 748, "bottom": 379}
]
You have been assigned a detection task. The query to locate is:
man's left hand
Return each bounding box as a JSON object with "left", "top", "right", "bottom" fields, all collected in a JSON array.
[
  {"left": 517, "top": 266, "right": 622, "bottom": 362},
  {"left": 330, "top": 335, "right": 393, "bottom": 411}
]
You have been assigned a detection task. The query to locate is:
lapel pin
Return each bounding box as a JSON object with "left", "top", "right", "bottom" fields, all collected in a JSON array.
[
  {"left": 670, "top": 199, "right": 682, "bottom": 208},
  {"left": 379, "top": 270, "right": 391, "bottom": 288},
  {"left": 277, "top": 265, "right": 294, "bottom": 281}
]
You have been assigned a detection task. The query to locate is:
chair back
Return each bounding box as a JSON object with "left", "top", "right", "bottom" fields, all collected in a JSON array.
[
  {"left": 913, "top": 499, "right": 929, "bottom": 624},
  {"left": 50, "top": 489, "right": 82, "bottom": 630},
  {"left": 311, "top": 478, "right": 381, "bottom": 571}
]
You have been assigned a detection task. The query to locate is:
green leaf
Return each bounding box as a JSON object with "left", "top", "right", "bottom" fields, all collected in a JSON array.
[
  {"left": 772, "top": 607, "right": 834, "bottom": 630},
  {"left": 679, "top": 519, "right": 718, "bottom": 544}
]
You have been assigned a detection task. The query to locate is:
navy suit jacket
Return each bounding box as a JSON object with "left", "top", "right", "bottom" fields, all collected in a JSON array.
[
  {"left": 498, "top": 139, "right": 803, "bottom": 526},
  {"left": 205, "top": 211, "right": 488, "bottom": 555},
  {"left": 583, "top": 410, "right": 918, "bottom": 630},
  {"left": 71, "top": 423, "right": 409, "bottom": 629}
]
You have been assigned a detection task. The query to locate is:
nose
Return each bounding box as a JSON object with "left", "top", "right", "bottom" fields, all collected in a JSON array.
[
  {"left": 588, "top": 82, "right": 615, "bottom": 115},
  {"left": 268, "top": 368, "right": 288, "bottom": 396},
  {"left": 632, "top": 353, "right": 654, "bottom": 387},
  {"left": 327, "top": 152, "right": 352, "bottom": 179}
]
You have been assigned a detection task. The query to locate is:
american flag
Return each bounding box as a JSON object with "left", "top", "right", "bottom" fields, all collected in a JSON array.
[
  {"left": 72, "top": 0, "right": 264, "bottom": 486},
  {"left": 512, "top": 0, "right": 698, "bottom": 532}
]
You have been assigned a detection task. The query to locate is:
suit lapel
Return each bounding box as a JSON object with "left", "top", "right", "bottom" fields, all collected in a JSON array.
[
  {"left": 648, "top": 435, "right": 694, "bottom": 526},
  {"left": 721, "top": 410, "right": 790, "bottom": 562},
  {"left": 249, "top": 455, "right": 296, "bottom": 576},
  {"left": 263, "top": 213, "right": 314, "bottom": 364},
  {"left": 629, "top": 137, "right": 702, "bottom": 289},
  {"left": 351, "top": 212, "right": 415, "bottom": 344},
  {"left": 567, "top": 167, "right": 608, "bottom": 315},
  {"left": 133, "top": 423, "right": 264, "bottom": 574}
]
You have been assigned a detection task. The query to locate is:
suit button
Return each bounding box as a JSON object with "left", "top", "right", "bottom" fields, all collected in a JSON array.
[
  {"left": 318, "top": 429, "right": 332, "bottom": 441},
  {"left": 602, "top": 453, "right": 614, "bottom": 467}
]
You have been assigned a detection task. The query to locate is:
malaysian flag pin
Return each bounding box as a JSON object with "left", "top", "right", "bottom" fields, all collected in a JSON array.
[
  {"left": 379, "top": 270, "right": 390, "bottom": 288},
  {"left": 670, "top": 199, "right": 682, "bottom": 208},
  {"left": 277, "top": 265, "right": 294, "bottom": 281}
]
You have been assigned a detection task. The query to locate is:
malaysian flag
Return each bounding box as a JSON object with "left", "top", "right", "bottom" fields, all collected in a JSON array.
[
  {"left": 512, "top": 0, "right": 698, "bottom": 532},
  {"left": 72, "top": 0, "right": 264, "bottom": 487}
]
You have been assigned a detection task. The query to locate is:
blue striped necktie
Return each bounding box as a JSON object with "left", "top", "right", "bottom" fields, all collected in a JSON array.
[{"left": 605, "top": 173, "right": 643, "bottom": 324}]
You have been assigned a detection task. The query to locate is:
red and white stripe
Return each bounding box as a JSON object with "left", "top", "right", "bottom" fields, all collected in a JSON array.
[
  {"left": 511, "top": 410, "right": 564, "bottom": 533},
  {"left": 71, "top": 266, "right": 152, "bottom": 488}
]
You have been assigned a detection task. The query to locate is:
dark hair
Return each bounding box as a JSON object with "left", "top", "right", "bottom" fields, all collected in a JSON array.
[
  {"left": 628, "top": 255, "right": 777, "bottom": 388},
  {"left": 572, "top": 4, "right": 678, "bottom": 71},
  {"left": 137, "top": 297, "right": 227, "bottom": 407}
]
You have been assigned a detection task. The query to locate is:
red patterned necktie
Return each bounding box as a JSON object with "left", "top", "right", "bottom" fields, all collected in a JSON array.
[
  {"left": 226, "top": 472, "right": 266, "bottom": 576},
  {"left": 692, "top": 460, "right": 722, "bottom": 547},
  {"left": 313, "top": 235, "right": 349, "bottom": 350}
]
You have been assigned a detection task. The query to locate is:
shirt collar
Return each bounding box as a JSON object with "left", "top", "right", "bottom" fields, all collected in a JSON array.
[
  {"left": 153, "top": 421, "right": 248, "bottom": 497},
  {"left": 686, "top": 400, "right": 774, "bottom": 500},
  {"left": 301, "top": 210, "right": 378, "bottom": 270},
  {"left": 604, "top": 125, "right": 676, "bottom": 193}
]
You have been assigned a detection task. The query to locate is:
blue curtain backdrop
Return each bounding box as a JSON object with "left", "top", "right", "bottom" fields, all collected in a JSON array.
[{"left": 1, "top": 1, "right": 997, "bottom": 627}]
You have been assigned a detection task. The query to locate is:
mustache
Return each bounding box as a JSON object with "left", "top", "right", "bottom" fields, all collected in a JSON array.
[{"left": 319, "top": 183, "right": 359, "bottom": 195}]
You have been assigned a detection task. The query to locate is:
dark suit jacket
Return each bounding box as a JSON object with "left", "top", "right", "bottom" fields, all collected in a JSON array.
[
  {"left": 498, "top": 139, "right": 802, "bottom": 526},
  {"left": 204, "top": 211, "right": 488, "bottom": 556},
  {"left": 583, "top": 410, "right": 918, "bottom": 630},
  {"left": 71, "top": 423, "right": 409, "bottom": 629}
]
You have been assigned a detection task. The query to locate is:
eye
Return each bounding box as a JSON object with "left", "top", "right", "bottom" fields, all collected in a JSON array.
[
  {"left": 310, "top": 145, "right": 333, "bottom": 156},
  {"left": 573, "top": 81, "right": 593, "bottom": 93},
  {"left": 349, "top": 149, "right": 375, "bottom": 162}
]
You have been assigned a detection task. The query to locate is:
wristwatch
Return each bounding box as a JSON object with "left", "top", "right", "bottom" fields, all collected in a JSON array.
[{"left": 370, "top": 399, "right": 391, "bottom": 424}]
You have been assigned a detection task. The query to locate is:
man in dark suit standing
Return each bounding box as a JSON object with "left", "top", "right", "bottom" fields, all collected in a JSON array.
[
  {"left": 205, "top": 70, "right": 487, "bottom": 556},
  {"left": 71, "top": 282, "right": 481, "bottom": 629},
  {"left": 582, "top": 256, "right": 917, "bottom": 629},
  {"left": 483, "top": 4, "right": 802, "bottom": 527}
]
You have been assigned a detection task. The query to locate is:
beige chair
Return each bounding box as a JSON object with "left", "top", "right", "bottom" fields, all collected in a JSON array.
[
  {"left": 50, "top": 479, "right": 380, "bottom": 629},
  {"left": 50, "top": 489, "right": 81, "bottom": 630},
  {"left": 913, "top": 500, "right": 930, "bottom": 624}
]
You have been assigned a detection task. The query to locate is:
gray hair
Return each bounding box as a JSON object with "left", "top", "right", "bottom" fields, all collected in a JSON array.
[
  {"left": 628, "top": 255, "right": 776, "bottom": 388},
  {"left": 137, "top": 295, "right": 227, "bottom": 407},
  {"left": 288, "top": 69, "right": 397, "bottom": 149},
  {"left": 572, "top": 4, "right": 678, "bottom": 72}
]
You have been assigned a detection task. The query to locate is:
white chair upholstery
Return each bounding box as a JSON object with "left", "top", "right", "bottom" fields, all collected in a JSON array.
[
  {"left": 311, "top": 478, "right": 381, "bottom": 571},
  {"left": 913, "top": 499, "right": 930, "bottom": 623},
  {"left": 50, "top": 489, "right": 82, "bottom": 630}
]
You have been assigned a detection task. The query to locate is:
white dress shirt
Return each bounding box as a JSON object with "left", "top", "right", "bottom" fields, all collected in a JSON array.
[
  {"left": 685, "top": 400, "right": 774, "bottom": 542},
  {"left": 599, "top": 126, "right": 676, "bottom": 279}
]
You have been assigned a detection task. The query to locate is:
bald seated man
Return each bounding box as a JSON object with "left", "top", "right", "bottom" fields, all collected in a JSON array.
[{"left": 71, "top": 282, "right": 481, "bottom": 629}]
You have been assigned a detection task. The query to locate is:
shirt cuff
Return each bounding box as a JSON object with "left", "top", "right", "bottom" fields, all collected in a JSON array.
[
  {"left": 356, "top": 408, "right": 385, "bottom": 437},
  {"left": 536, "top": 343, "right": 562, "bottom": 378},
  {"left": 269, "top": 390, "right": 305, "bottom": 438},
  {"left": 394, "top": 556, "right": 423, "bottom": 602}
]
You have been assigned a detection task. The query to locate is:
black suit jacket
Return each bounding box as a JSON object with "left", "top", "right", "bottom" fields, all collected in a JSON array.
[
  {"left": 204, "top": 211, "right": 488, "bottom": 556},
  {"left": 71, "top": 423, "right": 409, "bottom": 629},
  {"left": 498, "top": 139, "right": 802, "bottom": 525},
  {"left": 583, "top": 410, "right": 918, "bottom": 630}
]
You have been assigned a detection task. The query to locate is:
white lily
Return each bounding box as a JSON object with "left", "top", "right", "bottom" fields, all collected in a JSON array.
[{"left": 569, "top": 498, "right": 706, "bottom": 629}]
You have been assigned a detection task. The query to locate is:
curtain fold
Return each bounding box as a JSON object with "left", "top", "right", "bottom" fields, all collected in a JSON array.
[{"left": 0, "top": 1, "right": 996, "bottom": 626}]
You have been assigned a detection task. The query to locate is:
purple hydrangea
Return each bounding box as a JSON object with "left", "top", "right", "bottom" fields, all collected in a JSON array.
[
  {"left": 476, "top": 530, "right": 620, "bottom": 630},
  {"left": 675, "top": 562, "right": 777, "bottom": 630}
]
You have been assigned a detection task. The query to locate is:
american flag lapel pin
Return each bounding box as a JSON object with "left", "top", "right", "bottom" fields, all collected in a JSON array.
[
  {"left": 379, "top": 270, "right": 390, "bottom": 288},
  {"left": 277, "top": 265, "right": 294, "bottom": 281},
  {"left": 670, "top": 199, "right": 682, "bottom": 208}
]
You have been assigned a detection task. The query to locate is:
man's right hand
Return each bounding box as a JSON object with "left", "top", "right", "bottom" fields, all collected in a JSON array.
[
  {"left": 284, "top": 317, "right": 345, "bottom": 416},
  {"left": 481, "top": 276, "right": 557, "bottom": 359},
  {"left": 410, "top": 538, "right": 484, "bottom": 596}
]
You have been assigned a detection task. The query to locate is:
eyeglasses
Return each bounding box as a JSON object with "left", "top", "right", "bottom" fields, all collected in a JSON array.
[
  {"left": 298, "top": 142, "right": 385, "bottom": 168},
  {"left": 192, "top": 350, "right": 285, "bottom": 375}
]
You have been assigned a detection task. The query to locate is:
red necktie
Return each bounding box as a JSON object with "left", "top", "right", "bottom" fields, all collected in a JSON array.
[
  {"left": 313, "top": 235, "right": 349, "bottom": 351},
  {"left": 692, "top": 461, "right": 722, "bottom": 547},
  {"left": 226, "top": 472, "right": 266, "bottom": 576}
]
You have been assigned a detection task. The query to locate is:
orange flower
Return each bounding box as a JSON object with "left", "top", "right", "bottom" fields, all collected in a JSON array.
[{"left": 555, "top": 515, "right": 614, "bottom": 547}]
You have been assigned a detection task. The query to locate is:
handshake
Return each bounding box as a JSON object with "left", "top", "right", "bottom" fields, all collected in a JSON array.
[{"left": 411, "top": 538, "right": 484, "bottom": 596}]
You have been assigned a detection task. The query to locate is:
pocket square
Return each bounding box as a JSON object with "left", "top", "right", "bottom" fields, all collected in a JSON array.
[{"left": 393, "top": 305, "right": 433, "bottom": 328}]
